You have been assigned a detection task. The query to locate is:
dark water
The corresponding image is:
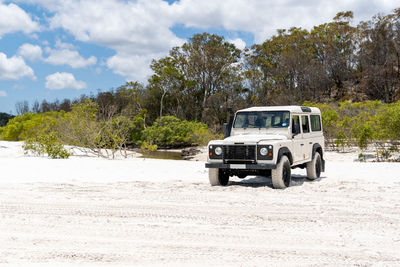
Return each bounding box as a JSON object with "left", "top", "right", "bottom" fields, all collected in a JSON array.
[{"left": 138, "top": 150, "right": 184, "bottom": 160}]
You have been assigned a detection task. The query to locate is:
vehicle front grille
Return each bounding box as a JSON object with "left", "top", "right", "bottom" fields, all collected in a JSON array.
[{"left": 223, "top": 145, "right": 256, "bottom": 162}]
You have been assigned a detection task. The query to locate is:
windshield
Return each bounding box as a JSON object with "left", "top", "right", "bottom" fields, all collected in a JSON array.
[{"left": 233, "top": 111, "right": 290, "bottom": 129}]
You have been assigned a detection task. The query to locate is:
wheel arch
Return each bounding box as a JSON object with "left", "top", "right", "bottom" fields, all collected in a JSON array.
[
  {"left": 312, "top": 143, "right": 323, "bottom": 160},
  {"left": 277, "top": 147, "right": 293, "bottom": 165}
]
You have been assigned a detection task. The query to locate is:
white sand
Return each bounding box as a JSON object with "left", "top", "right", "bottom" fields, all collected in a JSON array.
[{"left": 1, "top": 141, "right": 400, "bottom": 265}]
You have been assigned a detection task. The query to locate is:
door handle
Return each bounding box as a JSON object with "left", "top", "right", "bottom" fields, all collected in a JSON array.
[
  {"left": 300, "top": 144, "right": 304, "bottom": 146},
  {"left": 309, "top": 142, "right": 313, "bottom": 144}
]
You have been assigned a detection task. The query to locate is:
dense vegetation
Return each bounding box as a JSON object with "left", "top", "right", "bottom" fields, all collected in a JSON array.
[
  {"left": 0, "top": 113, "right": 14, "bottom": 127},
  {"left": 0, "top": 101, "right": 219, "bottom": 158},
  {"left": 305, "top": 101, "right": 400, "bottom": 160},
  {"left": 1, "top": 9, "right": 400, "bottom": 159}
]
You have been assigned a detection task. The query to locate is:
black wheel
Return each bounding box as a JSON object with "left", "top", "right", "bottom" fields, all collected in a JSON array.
[
  {"left": 271, "top": 155, "right": 291, "bottom": 189},
  {"left": 209, "top": 168, "right": 229, "bottom": 186},
  {"left": 306, "top": 152, "right": 322, "bottom": 180}
]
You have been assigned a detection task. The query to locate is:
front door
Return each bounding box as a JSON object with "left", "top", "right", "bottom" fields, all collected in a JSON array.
[{"left": 291, "top": 115, "right": 303, "bottom": 163}]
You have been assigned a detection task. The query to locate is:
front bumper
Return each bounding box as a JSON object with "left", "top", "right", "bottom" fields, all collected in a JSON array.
[{"left": 205, "top": 162, "right": 277, "bottom": 170}]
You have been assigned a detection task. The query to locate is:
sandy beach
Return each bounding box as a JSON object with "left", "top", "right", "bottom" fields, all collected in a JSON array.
[{"left": 1, "top": 141, "right": 400, "bottom": 266}]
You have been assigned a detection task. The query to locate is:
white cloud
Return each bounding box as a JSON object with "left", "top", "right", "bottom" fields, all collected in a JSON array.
[
  {"left": 0, "top": 2, "right": 40, "bottom": 38},
  {"left": 15, "top": 0, "right": 400, "bottom": 80},
  {"left": 54, "top": 39, "right": 76, "bottom": 50},
  {"left": 107, "top": 52, "right": 163, "bottom": 82},
  {"left": 45, "top": 48, "right": 97, "bottom": 68},
  {"left": 47, "top": 0, "right": 183, "bottom": 53},
  {"left": 171, "top": 0, "right": 400, "bottom": 42},
  {"left": 31, "top": 0, "right": 184, "bottom": 80},
  {"left": 45, "top": 72, "right": 87, "bottom": 90},
  {"left": 228, "top": 38, "right": 246, "bottom": 50},
  {"left": 18, "top": 43, "right": 43, "bottom": 61},
  {"left": 0, "top": 52, "right": 36, "bottom": 80},
  {"left": 18, "top": 41, "right": 97, "bottom": 68},
  {"left": 0, "top": 90, "right": 7, "bottom": 97}
]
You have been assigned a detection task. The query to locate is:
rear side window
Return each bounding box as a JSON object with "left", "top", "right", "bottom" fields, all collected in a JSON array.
[
  {"left": 310, "top": 115, "right": 321, "bottom": 131},
  {"left": 301, "top": 115, "right": 310, "bottom": 133}
]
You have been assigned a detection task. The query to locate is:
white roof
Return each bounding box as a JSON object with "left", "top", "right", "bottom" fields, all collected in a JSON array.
[{"left": 237, "top": 105, "right": 321, "bottom": 114}]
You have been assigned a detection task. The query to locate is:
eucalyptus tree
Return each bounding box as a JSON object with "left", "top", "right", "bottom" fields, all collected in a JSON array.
[
  {"left": 148, "top": 33, "right": 242, "bottom": 125},
  {"left": 357, "top": 9, "right": 400, "bottom": 103}
]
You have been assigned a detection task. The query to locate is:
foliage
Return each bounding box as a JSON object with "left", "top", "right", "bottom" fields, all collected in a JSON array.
[
  {"left": 141, "top": 116, "right": 217, "bottom": 148},
  {"left": 303, "top": 100, "right": 400, "bottom": 160},
  {"left": 130, "top": 112, "right": 146, "bottom": 144},
  {"left": 23, "top": 132, "right": 71, "bottom": 159},
  {"left": 101, "top": 115, "right": 134, "bottom": 158},
  {"left": 0, "top": 112, "right": 64, "bottom": 141},
  {"left": 4, "top": 9, "right": 400, "bottom": 161},
  {"left": 15, "top": 112, "right": 71, "bottom": 159},
  {"left": 147, "top": 32, "right": 243, "bottom": 126},
  {"left": 0, "top": 112, "right": 14, "bottom": 127},
  {"left": 140, "top": 141, "right": 158, "bottom": 152},
  {"left": 59, "top": 100, "right": 103, "bottom": 154}
]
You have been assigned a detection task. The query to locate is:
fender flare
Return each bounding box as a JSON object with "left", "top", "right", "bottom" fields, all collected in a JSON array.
[
  {"left": 277, "top": 147, "right": 293, "bottom": 165},
  {"left": 312, "top": 143, "right": 323, "bottom": 159}
]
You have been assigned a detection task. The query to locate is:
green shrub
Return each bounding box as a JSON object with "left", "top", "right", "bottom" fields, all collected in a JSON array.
[
  {"left": 23, "top": 132, "right": 71, "bottom": 159},
  {"left": 131, "top": 113, "right": 146, "bottom": 144},
  {"left": 140, "top": 141, "right": 158, "bottom": 152},
  {"left": 0, "top": 112, "right": 65, "bottom": 141},
  {"left": 141, "top": 116, "right": 217, "bottom": 148}
]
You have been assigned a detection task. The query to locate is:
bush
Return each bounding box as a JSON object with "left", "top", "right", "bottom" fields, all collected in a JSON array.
[
  {"left": 141, "top": 116, "right": 218, "bottom": 148},
  {"left": 0, "top": 112, "right": 64, "bottom": 141},
  {"left": 140, "top": 141, "right": 158, "bottom": 151},
  {"left": 304, "top": 100, "right": 400, "bottom": 159},
  {"left": 24, "top": 132, "right": 71, "bottom": 159},
  {"left": 131, "top": 113, "right": 146, "bottom": 145}
]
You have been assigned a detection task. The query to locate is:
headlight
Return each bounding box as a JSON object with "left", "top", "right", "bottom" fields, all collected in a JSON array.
[
  {"left": 260, "top": 147, "right": 268, "bottom": 156},
  {"left": 257, "top": 145, "right": 273, "bottom": 160},
  {"left": 209, "top": 145, "right": 223, "bottom": 159}
]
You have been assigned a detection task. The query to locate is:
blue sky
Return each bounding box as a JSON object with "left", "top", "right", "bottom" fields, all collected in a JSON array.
[{"left": 0, "top": 0, "right": 398, "bottom": 114}]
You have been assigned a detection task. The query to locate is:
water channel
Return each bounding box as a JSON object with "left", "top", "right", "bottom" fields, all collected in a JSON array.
[{"left": 137, "top": 150, "right": 184, "bottom": 160}]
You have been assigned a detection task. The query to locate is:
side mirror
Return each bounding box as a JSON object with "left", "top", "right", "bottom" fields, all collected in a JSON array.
[{"left": 223, "top": 109, "right": 234, "bottom": 138}]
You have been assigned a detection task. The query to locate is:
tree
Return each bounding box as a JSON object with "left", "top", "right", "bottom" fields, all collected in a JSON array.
[
  {"left": 0, "top": 112, "right": 14, "bottom": 127},
  {"left": 60, "top": 100, "right": 105, "bottom": 157},
  {"left": 147, "top": 33, "right": 242, "bottom": 126},
  {"left": 15, "top": 101, "right": 29, "bottom": 115},
  {"left": 357, "top": 9, "right": 400, "bottom": 103},
  {"left": 32, "top": 100, "right": 40, "bottom": 113},
  {"left": 101, "top": 115, "right": 133, "bottom": 158},
  {"left": 183, "top": 33, "right": 242, "bottom": 122},
  {"left": 310, "top": 11, "right": 357, "bottom": 99}
]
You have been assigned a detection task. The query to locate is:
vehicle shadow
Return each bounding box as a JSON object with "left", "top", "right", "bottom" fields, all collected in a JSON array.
[
  {"left": 228, "top": 174, "right": 327, "bottom": 188},
  {"left": 229, "top": 176, "right": 273, "bottom": 188}
]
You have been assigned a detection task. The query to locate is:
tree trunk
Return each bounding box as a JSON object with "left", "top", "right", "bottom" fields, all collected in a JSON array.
[
  {"left": 201, "top": 87, "right": 208, "bottom": 122},
  {"left": 160, "top": 89, "right": 167, "bottom": 124}
]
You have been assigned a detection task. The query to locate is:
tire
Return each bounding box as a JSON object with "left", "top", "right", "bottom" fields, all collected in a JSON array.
[
  {"left": 306, "top": 152, "right": 322, "bottom": 180},
  {"left": 237, "top": 174, "right": 247, "bottom": 179},
  {"left": 209, "top": 168, "right": 229, "bottom": 186},
  {"left": 271, "top": 155, "right": 291, "bottom": 189}
]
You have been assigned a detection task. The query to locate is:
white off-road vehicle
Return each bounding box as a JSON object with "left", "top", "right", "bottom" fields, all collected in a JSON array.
[{"left": 205, "top": 106, "right": 325, "bottom": 189}]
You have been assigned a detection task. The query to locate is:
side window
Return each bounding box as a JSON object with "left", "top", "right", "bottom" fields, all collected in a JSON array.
[
  {"left": 301, "top": 115, "right": 310, "bottom": 133},
  {"left": 292, "top": 115, "right": 300, "bottom": 134},
  {"left": 310, "top": 115, "right": 321, "bottom": 131}
]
